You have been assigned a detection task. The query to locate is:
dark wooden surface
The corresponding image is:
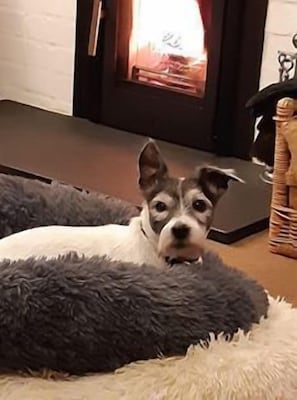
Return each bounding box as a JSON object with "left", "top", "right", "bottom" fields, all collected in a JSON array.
[{"left": 0, "top": 100, "right": 272, "bottom": 243}]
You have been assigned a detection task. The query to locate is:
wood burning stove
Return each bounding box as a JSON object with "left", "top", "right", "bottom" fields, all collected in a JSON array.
[
  {"left": 117, "top": 0, "right": 208, "bottom": 97},
  {"left": 74, "top": 0, "right": 268, "bottom": 159}
]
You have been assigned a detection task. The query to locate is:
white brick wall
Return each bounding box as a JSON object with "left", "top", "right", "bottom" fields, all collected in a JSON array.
[
  {"left": 259, "top": 0, "right": 297, "bottom": 89},
  {"left": 0, "top": 0, "right": 77, "bottom": 115}
]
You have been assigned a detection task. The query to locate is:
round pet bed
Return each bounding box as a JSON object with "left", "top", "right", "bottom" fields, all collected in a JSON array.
[
  {"left": 0, "top": 251, "right": 267, "bottom": 374},
  {"left": 0, "top": 173, "right": 296, "bottom": 399}
]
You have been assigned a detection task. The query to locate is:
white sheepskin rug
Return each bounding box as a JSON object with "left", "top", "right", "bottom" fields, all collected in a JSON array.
[{"left": 0, "top": 296, "right": 297, "bottom": 400}]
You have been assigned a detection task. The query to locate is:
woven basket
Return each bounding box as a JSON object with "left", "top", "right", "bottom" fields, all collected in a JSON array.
[{"left": 269, "top": 97, "right": 297, "bottom": 258}]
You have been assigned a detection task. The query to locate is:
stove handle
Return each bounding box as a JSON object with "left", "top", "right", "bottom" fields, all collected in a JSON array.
[{"left": 88, "top": 0, "right": 104, "bottom": 57}]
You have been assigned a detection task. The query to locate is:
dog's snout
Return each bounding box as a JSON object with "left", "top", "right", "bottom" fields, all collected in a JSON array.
[{"left": 171, "top": 224, "right": 190, "bottom": 240}]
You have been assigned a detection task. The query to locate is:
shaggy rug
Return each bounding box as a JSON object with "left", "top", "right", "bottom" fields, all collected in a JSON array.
[
  {"left": 0, "top": 297, "right": 296, "bottom": 400},
  {"left": 0, "top": 173, "right": 296, "bottom": 399}
]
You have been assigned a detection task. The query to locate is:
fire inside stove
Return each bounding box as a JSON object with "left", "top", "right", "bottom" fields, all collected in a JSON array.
[{"left": 128, "top": 0, "right": 207, "bottom": 96}]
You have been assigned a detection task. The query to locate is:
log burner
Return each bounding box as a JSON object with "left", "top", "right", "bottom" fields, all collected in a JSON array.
[
  {"left": 74, "top": 0, "right": 268, "bottom": 158},
  {"left": 121, "top": 0, "right": 207, "bottom": 97}
]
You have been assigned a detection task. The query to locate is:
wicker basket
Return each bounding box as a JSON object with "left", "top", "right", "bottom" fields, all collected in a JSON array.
[{"left": 269, "top": 97, "right": 297, "bottom": 258}]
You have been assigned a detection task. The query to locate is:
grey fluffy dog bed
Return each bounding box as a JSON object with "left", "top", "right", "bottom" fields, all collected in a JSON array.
[
  {"left": 0, "top": 174, "right": 139, "bottom": 238},
  {"left": 0, "top": 173, "right": 268, "bottom": 375}
]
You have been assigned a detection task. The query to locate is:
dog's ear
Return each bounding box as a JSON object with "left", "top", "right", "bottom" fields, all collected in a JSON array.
[
  {"left": 195, "top": 166, "right": 244, "bottom": 204},
  {"left": 138, "top": 139, "right": 168, "bottom": 192}
]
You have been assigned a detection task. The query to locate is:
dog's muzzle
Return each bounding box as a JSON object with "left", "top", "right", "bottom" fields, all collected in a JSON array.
[{"left": 158, "top": 218, "right": 207, "bottom": 265}]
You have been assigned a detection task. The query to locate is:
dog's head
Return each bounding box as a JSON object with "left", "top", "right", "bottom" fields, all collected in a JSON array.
[{"left": 138, "top": 139, "right": 243, "bottom": 264}]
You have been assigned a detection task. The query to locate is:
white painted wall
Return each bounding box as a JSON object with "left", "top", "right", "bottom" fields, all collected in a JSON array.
[
  {"left": 259, "top": 0, "right": 297, "bottom": 89},
  {"left": 0, "top": 0, "right": 77, "bottom": 115}
]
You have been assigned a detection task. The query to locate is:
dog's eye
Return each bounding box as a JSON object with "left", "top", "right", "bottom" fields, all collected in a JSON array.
[
  {"left": 154, "top": 201, "right": 167, "bottom": 213},
  {"left": 192, "top": 199, "right": 207, "bottom": 213}
]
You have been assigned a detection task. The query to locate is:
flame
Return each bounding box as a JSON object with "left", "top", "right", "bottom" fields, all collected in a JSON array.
[{"left": 130, "top": 0, "right": 205, "bottom": 61}]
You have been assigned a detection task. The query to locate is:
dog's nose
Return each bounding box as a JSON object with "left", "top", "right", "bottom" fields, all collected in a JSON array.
[{"left": 171, "top": 224, "right": 190, "bottom": 240}]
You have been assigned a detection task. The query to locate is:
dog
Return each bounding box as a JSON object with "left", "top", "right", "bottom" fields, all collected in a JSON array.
[{"left": 0, "top": 140, "right": 243, "bottom": 268}]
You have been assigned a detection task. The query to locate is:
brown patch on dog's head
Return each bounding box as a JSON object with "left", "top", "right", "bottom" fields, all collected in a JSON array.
[{"left": 193, "top": 166, "right": 244, "bottom": 205}]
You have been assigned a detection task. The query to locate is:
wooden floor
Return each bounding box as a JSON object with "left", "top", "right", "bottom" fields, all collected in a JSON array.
[{"left": 209, "top": 231, "right": 297, "bottom": 306}]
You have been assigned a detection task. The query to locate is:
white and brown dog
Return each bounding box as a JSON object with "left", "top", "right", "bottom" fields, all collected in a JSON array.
[{"left": 0, "top": 140, "right": 243, "bottom": 267}]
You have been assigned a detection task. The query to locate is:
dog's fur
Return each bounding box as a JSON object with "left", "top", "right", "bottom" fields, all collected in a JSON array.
[{"left": 0, "top": 140, "right": 242, "bottom": 266}]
